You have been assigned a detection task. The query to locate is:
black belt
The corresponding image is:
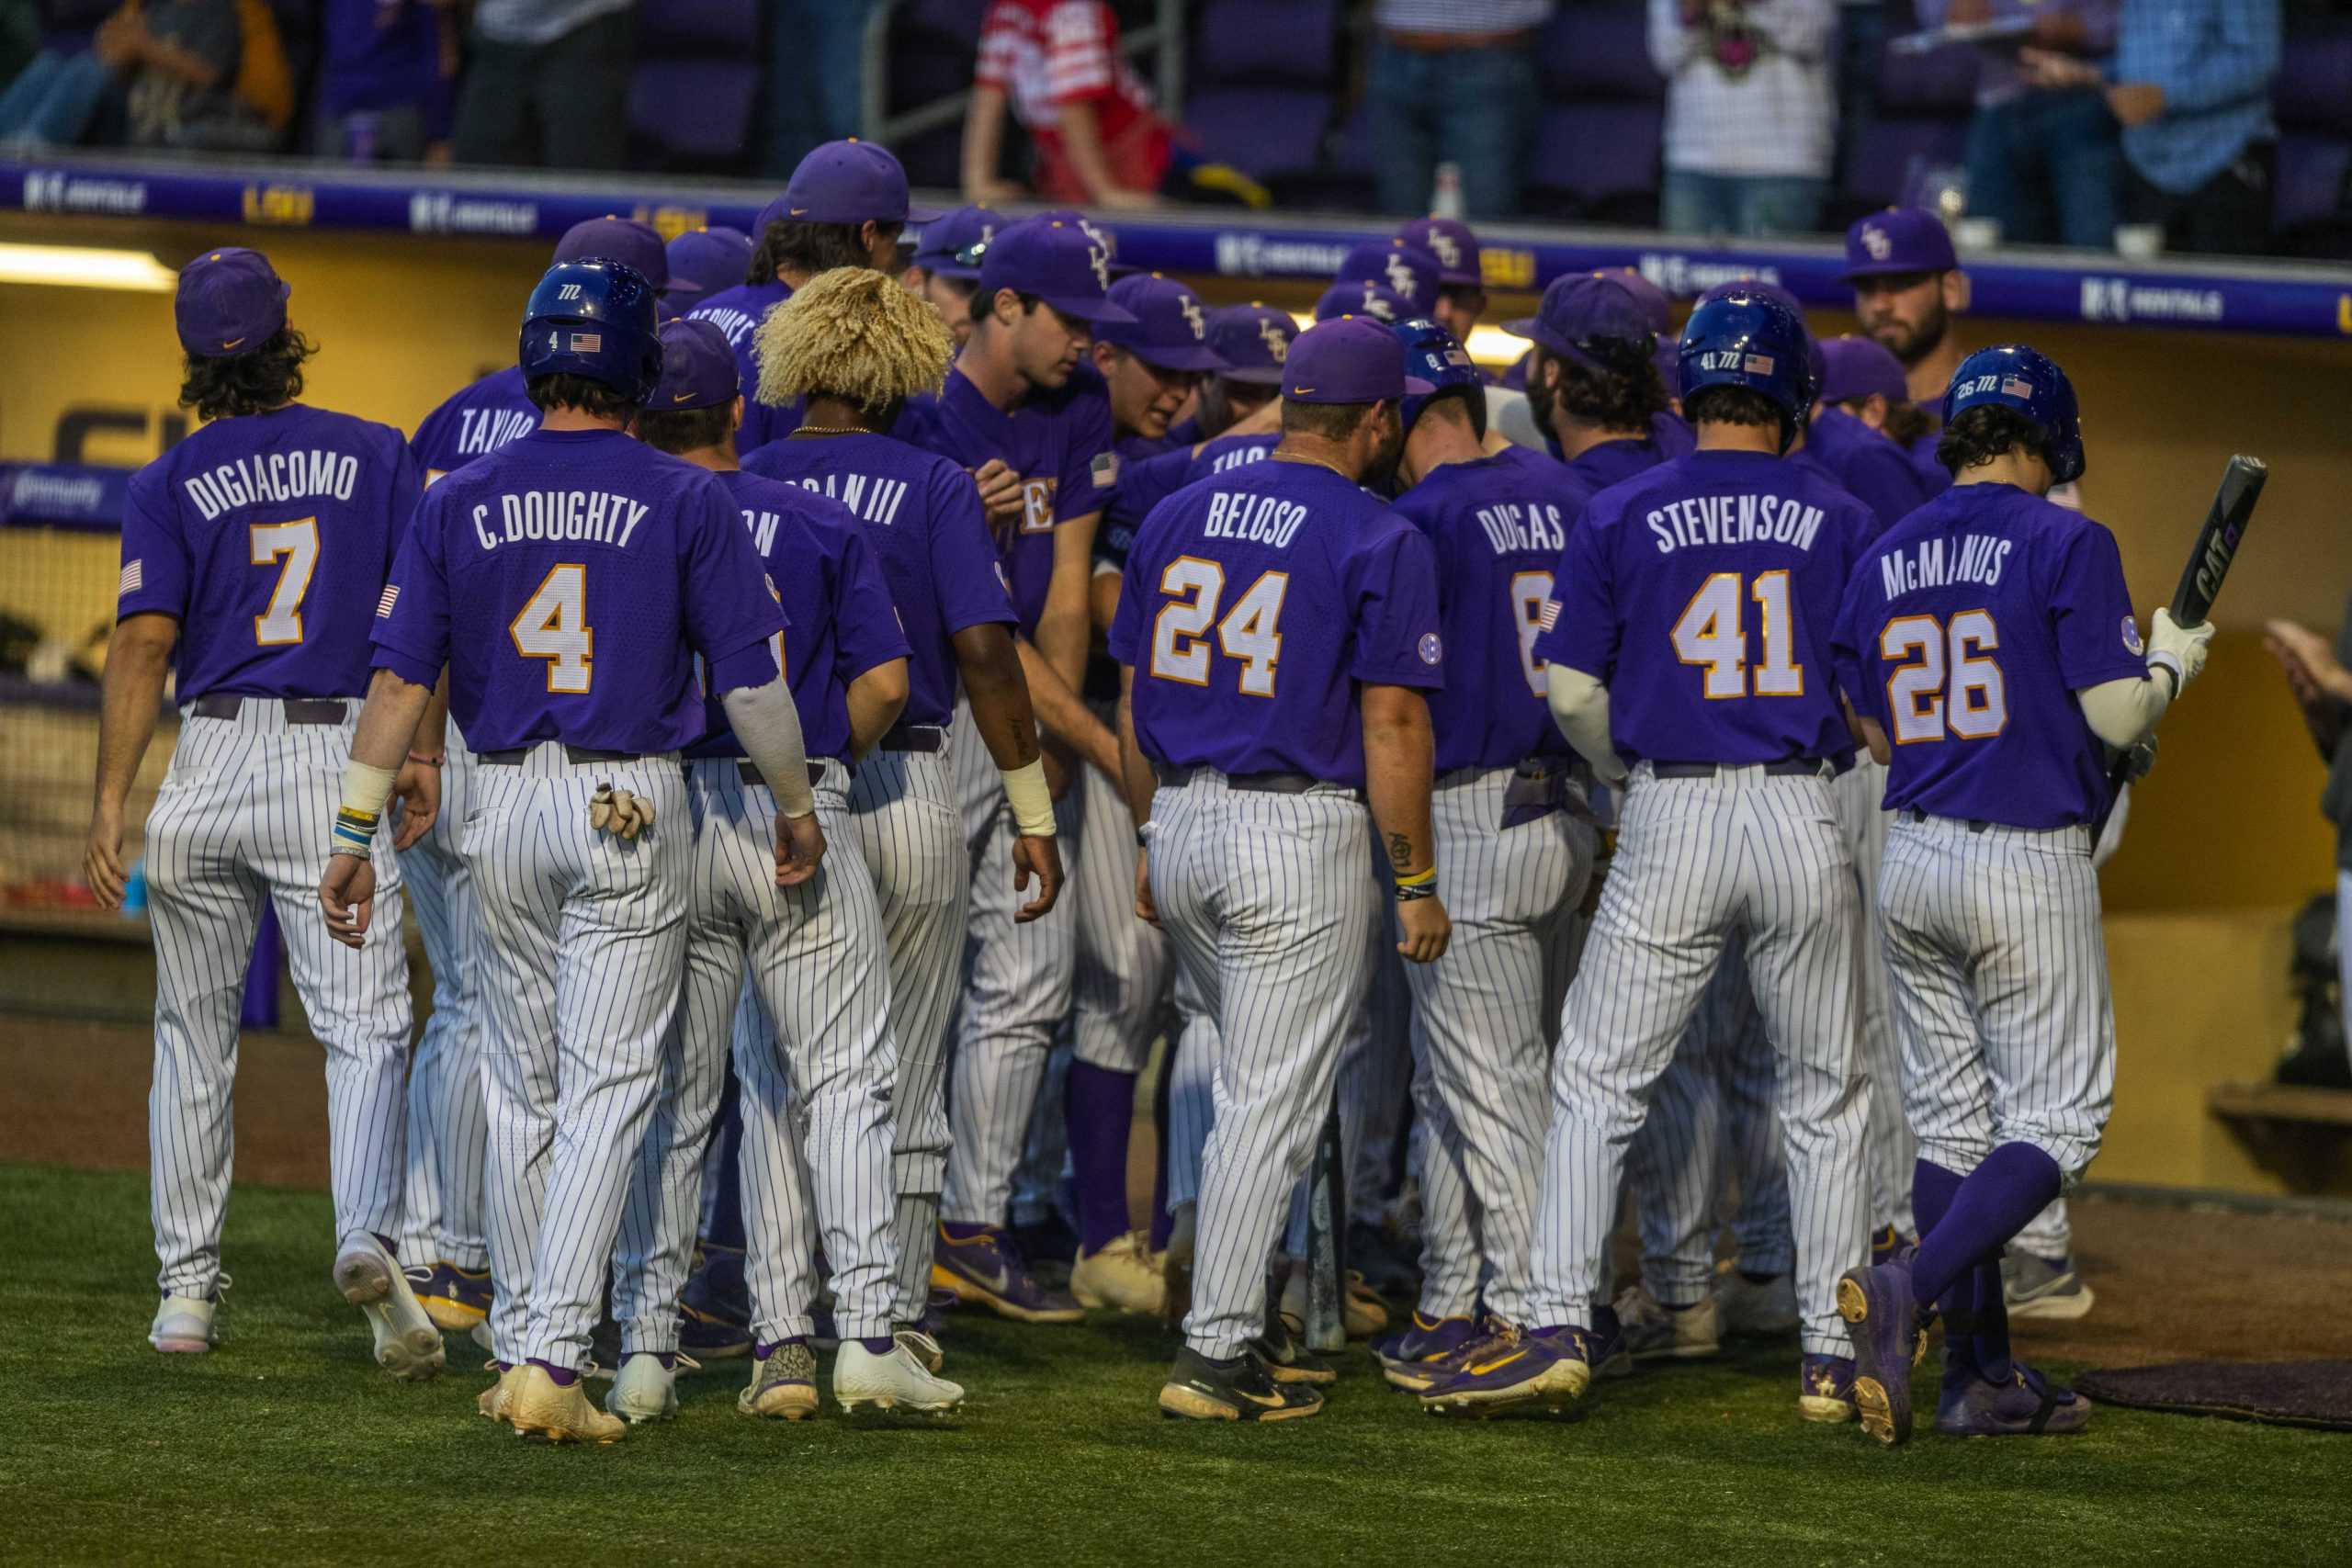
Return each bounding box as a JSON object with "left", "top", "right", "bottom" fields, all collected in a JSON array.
[
  {"left": 190, "top": 694, "right": 347, "bottom": 724},
  {"left": 1436, "top": 759, "right": 1565, "bottom": 790},
  {"left": 1159, "top": 764, "right": 1356, "bottom": 797},
  {"left": 878, "top": 724, "right": 944, "bottom": 753},
  {"left": 1652, "top": 757, "right": 1846, "bottom": 780},
  {"left": 738, "top": 760, "right": 834, "bottom": 790},
  {"left": 1905, "top": 807, "right": 1994, "bottom": 834},
  {"left": 481, "top": 745, "right": 644, "bottom": 766}
]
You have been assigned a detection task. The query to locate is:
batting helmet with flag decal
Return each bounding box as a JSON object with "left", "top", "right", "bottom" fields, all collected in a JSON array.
[
  {"left": 1391, "top": 317, "right": 1484, "bottom": 435},
  {"left": 519, "top": 258, "right": 662, "bottom": 403},
  {"left": 1942, "top": 344, "right": 2085, "bottom": 484},
  {"left": 1676, "top": 289, "right": 1816, "bottom": 454}
]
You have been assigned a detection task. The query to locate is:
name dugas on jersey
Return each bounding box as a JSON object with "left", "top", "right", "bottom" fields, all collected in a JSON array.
[
  {"left": 1474, "top": 500, "right": 1566, "bottom": 557},
  {"left": 467, "top": 489, "right": 654, "bottom": 553},
  {"left": 182, "top": 447, "right": 360, "bottom": 518}
]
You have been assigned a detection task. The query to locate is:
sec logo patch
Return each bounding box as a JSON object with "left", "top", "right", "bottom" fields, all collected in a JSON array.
[
  {"left": 1419, "top": 632, "right": 1443, "bottom": 666},
  {"left": 2120, "top": 616, "right": 2143, "bottom": 656}
]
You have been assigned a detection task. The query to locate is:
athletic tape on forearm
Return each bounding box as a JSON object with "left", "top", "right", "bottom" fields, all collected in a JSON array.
[
  {"left": 1546, "top": 664, "right": 1629, "bottom": 784},
  {"left": 1001, "top": 759, "right": 1057, "bottom": 838},
  {"left": 721, "top": 679, "right": 817, "bottom": 818},
  {"left": 2078, "top": 672, "right": 2172, "bottom": 750},
  {"left": 333, "top": 758, "right": 398, "bottom": 856}
]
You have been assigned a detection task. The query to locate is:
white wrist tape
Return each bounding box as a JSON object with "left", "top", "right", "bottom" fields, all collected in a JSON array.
[
  {"left": 1001, "top": 759, "right": 1056, "bottom": 838},
  {"left": 333, "top": 758, "right": 399, "bottom": 857}
]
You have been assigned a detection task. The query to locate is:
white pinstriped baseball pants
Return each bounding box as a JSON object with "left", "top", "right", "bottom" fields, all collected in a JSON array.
[
  {"left": 1072, "top": 704, "right": 1170, "bottom": 1074},
  {"left": 1530, "top": 762, "right": 1870, "bottom": 1357},
  {"left": 1837, "top": 756, "right": 1914, "bottom": 1235},
  {"left": 1151, "top": 773, "right": 1381, "bottom": 1359},
  {"left": 613, "top": 759, "right": 900, "bottom": 1349},
  {"left": 396, "top": 733, "right": 490, "bottom": 1271},
  {"left": 145, "top": 702, "right": 413, "bottom": 1297},
  {"left": 1878, "top": 813, "right": 2114, "bottom": 1181},
  {"left": 465, "top": 744, "right": 687, "bottom": 1371}
]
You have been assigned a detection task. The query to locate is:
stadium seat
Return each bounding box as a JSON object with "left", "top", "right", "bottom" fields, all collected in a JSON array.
[
  {"left": 1839, "top": 36, "right": 1975, "bottom": 214},
  {"left": 628, "top": 0, "right": 761, "bottom": 170},
  {"left": 1523, "top": 3, "right": 1666, "bottom": 225},
  {"left": 2270, "top": 19, "right": 2352, "bottom": 254},
  {"left": 1182, "top": 0, "right": 1342, "bottom": 193}
]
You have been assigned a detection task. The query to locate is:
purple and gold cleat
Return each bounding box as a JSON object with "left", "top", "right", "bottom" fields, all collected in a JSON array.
[
  {"left": 1935, "top": 1360, "right": 2093, "bottom": 1438},
  {"left": 1372, "top": 1313, "right": 1480, "bottom": 1392},
  {"left": 1870, "top": 1225, "right": 1914, "bottom": 1268},
  {"left": 677, "top": 1303, "right": 753, "bottom": 1359},
  {"left": 1837, "top": 1258, "right": 1923, "bottom": 1447},
  {"left": 1799, "top": 1353, "right": 1857, "bottom": 1423},
  {"left": 409, "top": 1261, "right": 492, "bottom": 1333},
  {"left": 931, "top": 1225, "right": 1085, "bottom": 1325},
  {"left": 1419, "top": 1323, "right": 1592, "bottom": 1418}
]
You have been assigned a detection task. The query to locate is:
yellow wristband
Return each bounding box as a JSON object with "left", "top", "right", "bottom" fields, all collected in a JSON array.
[{"left": 1394, "top": 865, "right": 1437, "bottom": 889}]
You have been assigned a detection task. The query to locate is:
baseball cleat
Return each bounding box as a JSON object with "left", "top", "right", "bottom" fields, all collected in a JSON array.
[
  {"left": 738, "top": 1339, "right": 820, "bottom": 1420},
  {"left": 1252, "top": 1305, "right": 1338, "bottom": 1385},
  {"left": 1587, "top": 1304, "right": 1634, "bottom": 1380},
  {"left": 409, "top": 1260, "right": 492, "bottom": 1332},
  {"left": 1159, "top": 1346, "right": 1323, "bottom": 1423},
  {"left": 1070, "top": 1230, "right": 1167, "bottom": 1314},
  {"left": 930, "top": 1225, "right": 1085, "bottom": 1324},
  {"left": 1934, "top": 1359, "right": 2093, "bottom": 1438},
  {"left": 892, "top": 1326, "right": 946, "bottom": 1375},
  {"left": 2001, "top": 1252, "right": 2097, "bottom": 1321},
  {"left": 1838, "top": 1258, "right": 1923, "bottom": 1447},
  {"left": 677, "top": 1303, "right": 753, "bottom": 1359},
  {"left": 606, "top": 1350, "right": 697, "bottom": 1424},
  {"left": 1613, "top": 1283, "right": 1721, "bottom": 1360},
  {"left": 1799, "top": 1353, "right": 1858, "bottom": 1423},
  {"left": 1372, "top": 1312, "right": 1481, "bottom": 1392},
  {"left": 333, "top": 1235, "right": 445, "bottom": 1382},
  {"left": 477, "top": 1361, "right": 524, "bottom": 1423},
  {"left": 1871, "top": 1225, "right": 1914, "bottom": 1268},
  {"left": 1346, "top": 1218, "right": 1421, "bottom": 1299},
  {"left": 151, "top": 1290, "right": 220, "bottom": 1354},
  {"left": 1344, "top": 1271, "right": 1391, "bottom": 1339},
  {"left": 508, "top": 1364, "right": 625, "bottom": 1445},
  {"left": 1713, "top": 1262, "right": 1802, "bottom": 1338},
  {"left": 1419, "top": 1324, "right": 1592, "bottom": 1418},
  {"left": 834, "top": 1337, "right": 965, "bottom": 1417}
]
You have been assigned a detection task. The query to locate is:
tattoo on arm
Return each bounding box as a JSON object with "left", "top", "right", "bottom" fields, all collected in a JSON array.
[{"left": 1387, "top": 832, "right": 1412, "bottom": 870}]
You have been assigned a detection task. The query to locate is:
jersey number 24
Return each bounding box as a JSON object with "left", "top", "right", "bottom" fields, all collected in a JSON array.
[{"left": 1150, "top": 558, "right": 1286, "bottom": 696}]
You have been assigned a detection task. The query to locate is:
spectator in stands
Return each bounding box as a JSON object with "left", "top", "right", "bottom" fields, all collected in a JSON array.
[
  {"left": 2265, "top": 608, "right": 2352, "bottom": 1071},
  {"left": 450, "top": 0, "right": 633, "bottom": 170},
  {"left": 757, "top": 0, "right": 872, "bottom": 181},
  {"left": 1919, "top": 0, "right": 2120, "bottom": 249},
  {"left": 963, "top": 0, "right": 1171, "bottom": 209},
  {"left": 317, "top": 0, "right": 457, "bottom": 163},
  {"left": 0, "top": 0, "right": 290, "bottom": 152},
  {"left": 2020, "top": 0, "right": 2280, "bottom": 254},
  {"left": 1365, "top": 0, "right": 1548, "bottom": 220},
  {"left": 1650, "top": 0, "right": 1838, "bottom": 237}
]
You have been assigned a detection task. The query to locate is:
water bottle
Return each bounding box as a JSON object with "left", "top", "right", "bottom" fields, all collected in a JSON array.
[
  {"left": 121, "top": 857, "right": 147, "bottom": 916},
  {"left": 1430, "top": 162, "right": 1464, "bottom": 221}
]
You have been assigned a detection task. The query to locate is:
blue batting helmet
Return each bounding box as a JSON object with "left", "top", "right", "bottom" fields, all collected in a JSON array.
[
  {"left": 1392, "top": 317, "right": 1483, "bottom": 434},
  {"left": 1677, "top": 289, "right": 1815, "bottom": 454},
  {"left": 1942, "top": 344, "right": 2085, "bottom": 484},
  {"left": 519, "top": 259, "right": 662, "bottom": 403}
]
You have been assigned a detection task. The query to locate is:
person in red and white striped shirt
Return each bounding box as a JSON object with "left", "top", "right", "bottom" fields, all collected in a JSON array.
[{"left": 965, "top": 0, "right": 1170, "bottom": 209}]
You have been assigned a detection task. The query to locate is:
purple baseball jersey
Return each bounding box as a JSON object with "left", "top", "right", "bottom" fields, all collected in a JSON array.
[
  {"left": 1650, "top": 411, "right": 1696, "bottom": 459},
  {"left": 1102, "top": 430, "right": 1277, "bottom": 571},
  {"left": 1107, "top": 458, "right": 1444, "bottom": 786},
  {"left": 370, "top": 427, "right": 786, "bottom": 753},
  {"left": 1392, "top": 444, "right": 1598, "bottom": 773},
  {"left": 686, "top": 469, "right": 910, "bottom": 763},
  {"left": 409, "top": 365, "right": 537, "bottom": 483},
  {"left": 893, "top": 364, "right": 1119, "bottom": 637},
  {"left": 684, "top": 279, "right": 802, "bottom": 452},
  {"left": 1804, "top": 406, "right": 1932, "bottom": 531},
  {"left": 1532, "top": 449, "right": 1877, "bottom": 767},
  {"left": 1831, "top": 482, "right": 2149, "bottom": 829},
  {"left": 118, "top": 405, "right": 421, "bottom": 703},
  {"left": 742, "top": 430, "right": 1016, "bottom": 728},
  {"left": 1568, "top": 432, "right": 1678, "bottom": 493}
]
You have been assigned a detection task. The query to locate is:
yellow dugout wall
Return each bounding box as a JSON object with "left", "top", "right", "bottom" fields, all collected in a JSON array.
[{"left": 4, "top": 212, "right": 2348, "bottom": 1197}]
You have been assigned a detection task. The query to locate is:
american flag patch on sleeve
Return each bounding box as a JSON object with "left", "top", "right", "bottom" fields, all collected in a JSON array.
[
  {"left": 118, "top": 559, "right": 142, "bottom": 598},
  {"left": 1537, "top": 598, "right": 1561, "bottom": 632},
  {"left": 376, "top": 585, "right": 400, "bottom": 618},
  {"left": 1091, "top": 452, "right": 1119, "bottom": 488}
]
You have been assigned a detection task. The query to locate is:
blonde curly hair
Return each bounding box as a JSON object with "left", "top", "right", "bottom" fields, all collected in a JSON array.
[{"left": 754, "top": 266, "right": 954, "bottom": 414}]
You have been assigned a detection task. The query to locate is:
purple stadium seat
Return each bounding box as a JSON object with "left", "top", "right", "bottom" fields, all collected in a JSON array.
[
  {"left": 1539, "top": 2, "right": 1663, "bottom": 101},
  {"left": 899, "top": 0, "right": 989, "bottom": 47},
  {"left": 1872, "top": 40, "right": 1980, "bottom": 114},
  {"left": 2273, "top": 23, "right": 2352, "bottom": 136},
  {"left": 1183, "top": 88, "right": 1330, "bottom": 181},
  {"left": 637, "top": 0, "right": 758, "bottom": 51},
  {"left": 2275, "top": 134, "right": 2351, "bottom": 232},
  {"left": 1192, "top": 0, "right": 1340, "bottom": 85},
  {"left": 1842, "top": 116, "right": 1968, "bottom": 213},
  {"left": 628, "top": 61, "right": 761, "bottom": 163},
  {"left": 1526, "top": 101, "right": 1664, "bottom": 226}
]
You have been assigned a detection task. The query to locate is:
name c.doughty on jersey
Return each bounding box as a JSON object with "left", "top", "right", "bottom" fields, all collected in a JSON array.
[
  {"left": 1202, "top": 488, "right": 1308, "bottom": 548},
  {"left": 1645, "top": 492, "right": 1826, "bottom": 555},
  {"left": 469, "top": 489, "right": 652, "bottom": 552},
  {"left": 1876, "top": 532, "right": 2016, "bottom": 599},
  {"left": 183, "top": 448, "right": 359, "bottom": 519}
]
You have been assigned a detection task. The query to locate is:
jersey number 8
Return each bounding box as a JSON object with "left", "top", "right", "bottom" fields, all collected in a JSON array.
[
  {"left": 1880, "top": 611, "right": 2006, "bottom": 742},
  {"left": 1149, "top": 557, "right": 1287, "bottom": 697}
]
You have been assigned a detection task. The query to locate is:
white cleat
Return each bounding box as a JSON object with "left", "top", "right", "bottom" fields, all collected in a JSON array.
[
  {"left": 1713, "top": 1262, "right": 1802, "bottom": 1338},
  {"left": 151, "top": 1290, "right": 220, "bottom": 1354},
  {"left": 893, "top": 1327, "right": 945, "bottom": 1375},
  {"left": 332, "top": 1235, "right": 447, "bottom": 1382},
  {"left": 607, "top": 1351, "right": 697, "bottom": 1424},
  {"left": 1613, "top": 1283, "right": 1721, "bottom": 1360},
  {"left": 833, "top": 1338, "right": 965, "bottom": 1417},
  {"left": 1071, "top": 1231, "right": 1167, "bottom": 1314}
]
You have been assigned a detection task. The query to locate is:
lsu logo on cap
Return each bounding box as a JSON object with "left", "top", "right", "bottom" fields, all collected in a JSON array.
[
  {"left": 1088, "top": 244, "right": 1111, "bottom": 292},
  {"left": 1177, "top": 293, "right": 1205, "bottom": 340},
  {"left": 1425, "top": 231, "right": 1461, "bottom": 269},
  {"left": 1383, "top": 253, "right": 1416, "bottom": 297},
  {"left": 1361, "top": 287, "right": 1395, "bottom": 321},
  {"left": 1259, "top": 318, "right": 1290, "bottom": 363},
  {"left": 1861, "top": 224, "right": 1892, "bottom": 260}
]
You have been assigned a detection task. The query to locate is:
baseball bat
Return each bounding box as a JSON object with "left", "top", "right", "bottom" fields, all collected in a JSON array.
[
  {"left": 1303, "top": 1094, "right": 1347, "bottom": 1353},
  {"left": 2093, "top": 455, "right": 2267, "bottom": 839}
]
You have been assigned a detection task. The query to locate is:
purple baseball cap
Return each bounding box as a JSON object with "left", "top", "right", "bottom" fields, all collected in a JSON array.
[
  {"left": 1817, "top": 335, "right": 1909, "bottom": 405},
  {"left": 1504, "top": 274, "right": 1656, "bottom": 367},
  {"left": 175, "top": 247, "right": 288, "bottom": 357},
  {"left": 1283, "top": 316, "right": 1434, "bottom": 405},
  {"left": 775, "top": 138, "right": 936, "bottom": 226},
  {"left": 1207, "top": 303, "right": 1297, "bottom": 386},
  {"left": 662, "top": 226, "right": 752, "bottom": 307},
  {"left": 1396, "top": 217, "right": 1482, "bottom": 288},
  {"left": 910, "top": 204, "right": 1001, "bottom": 279},
  {"left": 555, "top": 216, "right": 671, "bottom": 294},
  {"left": 1334, "top": 239, "right": 1442, "bottom": 316},
  {"left": 1841, "top": 206, "right": 1959, "bottom": 280},
  {"left": 650, "top": 318, "right": 741, "bottom": 411},
  {"left": 1096, "top": 274, "right": 1226, "bottom": 371},
  {"left": 1315, "top": 280, "right": 1410, "bottom": 323},
  {"left": 1595, "top": 267, "right": 1672, "bottom": 334},
  {"left": 976, "top": 217, "right": 1135, "bottom": 323}
]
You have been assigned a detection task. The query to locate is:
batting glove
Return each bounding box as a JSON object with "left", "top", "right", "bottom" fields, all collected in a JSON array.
[
  {"left": 2147, "top": 607, "right": 2214, "bottom": 693},
  {"left": 589, "top": 784, "right": 655, "bottom": 840}
]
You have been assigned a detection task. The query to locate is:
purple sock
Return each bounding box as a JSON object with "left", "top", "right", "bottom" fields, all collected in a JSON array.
[
  {"left": 942, "top": 1221, "right": 995, "bottom": 1242},
  {"left": 1066, "top": 1061, "right": 1138, "bottom": 1254},
  {"left": 1911, "top": 1144, "right": 2061, "bottom": 1306},
  {"left": 526, "top": 1358, "right": 578, "bottom": 1387},
  {"left": 858, "top": 1336, "right": 896, "bottom": 1355},
  {"left": 1148, "top": 1067, "right": 1173, "bottom": 1251},
  {"left": 1911, "top": 1157, "right": 1963, "bottom": 1241},
  {"left": 753, "top": 1337, "right": 806, "bottom": 1360},
  {"left": 1967, "top": 1259, "right": 2013, "bottom": 1382}
]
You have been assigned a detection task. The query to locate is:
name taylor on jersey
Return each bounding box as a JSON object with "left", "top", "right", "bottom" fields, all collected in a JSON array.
[
  {"left": 1874, "top": 532, "right": 2017, "bottom": 599},
  {"left": 467, "top": 489, "right": 653, "bottom": 553}
]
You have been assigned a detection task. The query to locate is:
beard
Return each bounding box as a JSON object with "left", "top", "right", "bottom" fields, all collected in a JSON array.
[
  {"left": 1524, "top": 355, "right": 1558, "bottom": 438},
  {"left": 1875, "top": 299, "right": 1950, "bottom": 367},
  {"left": 1363, "top": 419, "right": 1407, "bottom": 491}
]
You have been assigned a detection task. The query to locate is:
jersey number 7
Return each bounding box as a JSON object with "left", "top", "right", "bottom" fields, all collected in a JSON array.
[
  {"left": 249, "top": 519, "right": 318, "bottom": 647},
  {"left": 1149, "top": 557, "right": 1287, "bottom": 697}
]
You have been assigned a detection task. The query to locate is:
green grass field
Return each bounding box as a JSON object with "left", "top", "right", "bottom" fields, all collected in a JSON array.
[{"left": 6, "top": 1164, "right": 2347, "bottom": 1566}]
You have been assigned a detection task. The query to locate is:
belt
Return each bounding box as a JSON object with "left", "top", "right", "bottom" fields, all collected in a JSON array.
[
  {"left": 1651, "top": 757, "right": 1848, "bottom": 780},
  {"left": 480, "top": 745, "right": 644, "bottom": 766},
  {"left": 1436, "top": 759, "right": 1565, "bottom": 790},
  {"left": 1159, "top": 764, "right": 1352, "bottom": 796},
  {"left": 1382, "top": 26, "right": 1535, "bottom": 51},
  {"left": 189, "top": 694, "right": 347, "bottom": 724},
  {"left": 738, "top": 760, "right": 834, "bottom": 790},
  {"left": 877, "top": 724, "right": 944, "bottom": 753},
  {"left": 1905, "top": 807, "right": 1994, "bottom": 834}
]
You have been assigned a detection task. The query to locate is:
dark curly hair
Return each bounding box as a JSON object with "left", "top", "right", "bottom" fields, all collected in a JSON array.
[
  {"left": 177, "top": 325, "right": 313, "bottom": 421},
  {"left": 1877, "top": 400, "right": 1936, "bottom": 447},
  {"left": 1555, "top": 341, "right": 1668, "bottom": 432},
  {"left": 749, "top": 219, "right": 902, "bottom": 286},
  {"left": 1683, "top": 385, "right": 1784, "bottom": 433},
  {"left": 635, "top": 401, "right": 735, "bottom": 456},
  {"left": 1935, "top": 404, "right": 2050, "bottom": 476},
  {"left": 526, "top": 372, "right": 639, "bottom": 423}
]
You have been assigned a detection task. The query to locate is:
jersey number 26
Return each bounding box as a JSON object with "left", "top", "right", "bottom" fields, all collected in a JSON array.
[{"left": 1880, "top": 611, "right": 2006, "bottom": 742}]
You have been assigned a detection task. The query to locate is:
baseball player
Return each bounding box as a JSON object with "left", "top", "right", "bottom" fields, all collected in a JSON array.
[
  {"left": 1109, "top": 317, "right": 1451, "bottom": 1422},
  {"left": 688, "top": 138, "right": 933, "bottom": 456},
  {"left": 1504, "top": 274, "right": 1683, "bottom": 491},
  {"left": 1419, "top": 291, "right": 1875, "bottom": 1421},
  {"left": 90, "top": 248, "right": 443, "bottom": 1379},
  {"left": 1805, "top": 338, "right": 1932, "bottom": 530},
  {"left": 1397, "top": 217, "right": 1488, "bottom": 346},
  {"left": 1315, "top": 280, "right": 1411, "bottom": 325},
  {"left": 1372, "top": 317, "right": 1601, "bottom": 1382},
  {"left": 1184, "top": 303, "right": 1296, "bottom": 444},
  {"left": 661, "top": 225, "right": 755, "bottom": 320},
  {"left": 890, "top": 215, "right": 1130, "bottom": 1323},
  {"left": 906, "top": 204, "right": 999, "bottom": 348},
  {"left": 610, "top": 317, "right": 962, "bottom": 1422},
  {"left": 1841, "top": 207, "right": 1969, "bottom": 492},
  {"left": 742, "top": 265, "right": 1055, "bottom": 1344},
  {"left": 1334, "top": 237, "right": 1444, "bottom": 321},
  {"left": 393, "top": 214, "right": 673, "bottom": 1338},
  {"left": 1829, "top": 346, "right": 2211, "bottom": 1446},
  {"left": 1088, "top": 272, "right": 1226, "bottom": 458},
  {"left": 334, "top": 257, "right": 807, "bottom": 1445}
]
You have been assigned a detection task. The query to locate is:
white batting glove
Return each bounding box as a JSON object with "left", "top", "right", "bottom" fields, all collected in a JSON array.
[
  {"left": 2147, "top": 607, "right": 2214, "bottom": 693},
  {"left": 588, "top": 784, "right": 655, "bottom": 840}
]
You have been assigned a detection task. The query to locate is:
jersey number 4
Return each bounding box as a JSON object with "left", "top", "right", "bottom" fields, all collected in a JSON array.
[
  {"left": 1881, "top": 612, "right": 2006, "bottom": 742},
  {"left": 512, "top": 564, "right": 593, "bottom": 693},
  {"left": 249, "top": 519, "right": 318, "bottom": 647},
  {"left": 1149, "top": 558, "right": 1286, "bottom": 696},
  {"left": 1672, "top": 570, "right": 1803, "bottom": 698}
]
